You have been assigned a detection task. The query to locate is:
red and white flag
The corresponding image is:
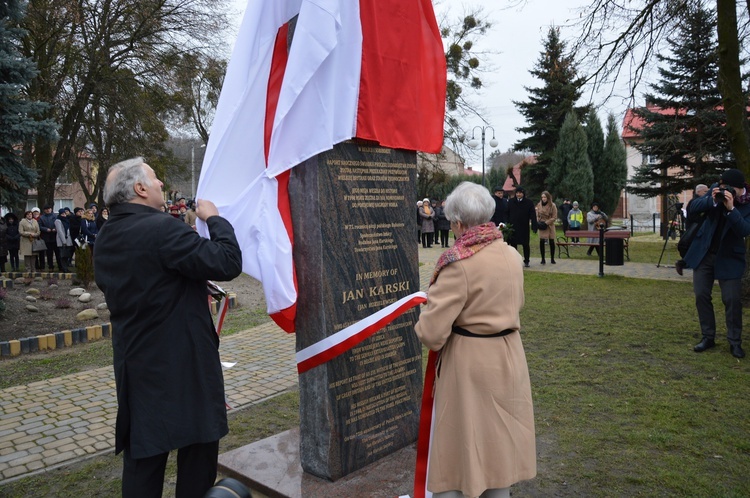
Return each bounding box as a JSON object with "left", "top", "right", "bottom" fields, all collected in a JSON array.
[{"left": 197, "top": 0, "right": 446, "bottom": 332}]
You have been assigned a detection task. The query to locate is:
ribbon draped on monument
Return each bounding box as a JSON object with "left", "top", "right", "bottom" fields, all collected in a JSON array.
[{"left": 197, "top": 0, "right": 446, "bottom": 332}]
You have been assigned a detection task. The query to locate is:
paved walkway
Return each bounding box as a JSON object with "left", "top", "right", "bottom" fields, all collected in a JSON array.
[{"left": 0, "top": 244, "right": 689, "bottom": 484}]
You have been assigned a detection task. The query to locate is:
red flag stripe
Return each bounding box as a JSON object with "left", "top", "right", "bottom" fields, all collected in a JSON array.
[{"left": 413, "top": 349, "right": 438, "bottom": 498}]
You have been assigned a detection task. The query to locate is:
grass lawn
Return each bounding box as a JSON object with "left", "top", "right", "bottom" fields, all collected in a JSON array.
[{"left": 2, "top": 259, "right": 750, "bottom": 496}]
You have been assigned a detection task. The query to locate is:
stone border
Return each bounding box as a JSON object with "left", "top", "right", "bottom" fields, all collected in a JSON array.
[{"left": 0, "top": 293, "right": 238, "bottom": 358}]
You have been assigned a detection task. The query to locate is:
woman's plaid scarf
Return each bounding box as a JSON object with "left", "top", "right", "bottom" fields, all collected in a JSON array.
[{"left": 430, "top": 222, "right": 503, "bottom": 286}]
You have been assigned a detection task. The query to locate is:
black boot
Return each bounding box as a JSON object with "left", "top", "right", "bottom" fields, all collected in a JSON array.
[
  {"left": 550, "top": 240, "right": 556, "bottom": 264},
  {"left": 540, "top": 240, "right": 546, "bottom": 265}
]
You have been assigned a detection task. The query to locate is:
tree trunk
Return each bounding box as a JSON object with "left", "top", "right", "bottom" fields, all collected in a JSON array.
[{"left": 716, "top": 0, "right": 750, "bottom": 174}]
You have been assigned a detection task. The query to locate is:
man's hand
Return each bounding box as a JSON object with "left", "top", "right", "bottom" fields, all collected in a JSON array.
[
  {"left": 713, "top": 187, "right": 735, "bottom": 211},
  {"left": 195, "top": 199, "right": 220, "bottom": 221}
]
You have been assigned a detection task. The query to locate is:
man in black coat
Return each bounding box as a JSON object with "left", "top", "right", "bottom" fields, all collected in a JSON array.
[
  {"left": 490, "top": 185, "right": 509, "bottom": 226},
  {"left": 38, "top": 204, "right": 61, "bottom": 271},
  {"left": 559, "top": 198, "right": 572, "bottom": 233},
  {"left": 507, "top": 186, "right": 537, "bottom": 267},
  {"left": 94, "top": 157, "right": 243, "bottom": 498}
]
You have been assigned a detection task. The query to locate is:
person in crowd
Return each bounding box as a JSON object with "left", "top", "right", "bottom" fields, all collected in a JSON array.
[
  {"left": 536, "top": 191, "right": 557, "bottom": 265},
  {"left": 69, "top": 207, "right": 83, "bottom": 242},
  {"left": 160, "top": 204, "right": 168, "bottom": 213},
  {"left": 419, "top": 198, "right": 436, "bottom": 248},
  {"left": 507, "top": 186, "right": 537, "bottom": 267},
  {"left": 81, "top": 208, "right": 99, "bottom": 250},
  {"left": 19, "top": 210, "right": 40, "bottom": 273},
  {"left": 567, "top": 201, "right": 583, "bottom": 242},
  {"left": 30, "top": 207, "right": 40, "bottom": 268},
  {"left": 178, "top": 204, "right": 188, "bottom": 223},
  {"left": 0, "top": 214, "right": 6, "bottom": 273},
  {"left": 586, "top": 203, "right": 608, "bottom": 256},
  {"left": 168, "top": 204, "right": 181, "bottom": 218},
  {"left": 184, "top": 201, "right": 198, "bottom": 228},
  {"left": 96, "top": 207, "right": 110, "bottom": 229},
  {"left": 490, "top": 186, "right": 509, "bottom": 226},
  {"left": 38, "top": 204, "right": 61, "bottom": 271},
  {"left": 559, "top": 198, "right": 572, "bottom": 233},
  {"left": 434, "top": 200, "right": 451, "bottom": 248},
  {"left": 89, "top": 202, "right": 98, "bottom": 217},
  {"left": 414, "top": 181, "right": 536, "bottom": 498},
  {"left": 4, "top": 213, "right": 21, "bottom": 272},
  {"left": 55, "top": 208, "right": 74, "bottom": 273},
  {"left": 432, "top": 199, "right": 441, "bottom": 245},
  {"left": 416, "top": 200, "right": 423, "bottom": 243},
  {"left": 686, "top": 169, "right": 750, "bottom": 359},
  {"left": 675, "top": 184, "right": 709, "bottom": 275},
  {"left": 94, "top": 157, "right": 242, "bottom": 498}
]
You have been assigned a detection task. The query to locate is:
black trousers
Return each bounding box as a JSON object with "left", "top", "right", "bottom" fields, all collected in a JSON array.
[
  {"left": 439, "top": 229, "right": 450, "bottom": 247},
  {"left": 422, "top": 232, "right": 433, "bottom": 248},
  {"left": 509, "top": 240, "right": 530, "bottom": 263},
  {"left": 122, "top": 440, "right": 219, "bottom": 498}
]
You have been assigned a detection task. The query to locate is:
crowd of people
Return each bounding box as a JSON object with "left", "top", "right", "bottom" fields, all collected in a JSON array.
[
  {"left": 0, "top": 198, "right": 198, "bottom": 274},
  {"left": 416, "top": 185, "right": 609, "bottom": 268}
]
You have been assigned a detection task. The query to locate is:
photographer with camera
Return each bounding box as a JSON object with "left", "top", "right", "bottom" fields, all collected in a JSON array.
[{"left": 685, "top": 169, "right": 750, "bottom": 358}]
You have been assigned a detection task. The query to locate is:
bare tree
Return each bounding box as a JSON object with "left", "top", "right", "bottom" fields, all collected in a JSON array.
[{"left": 572, "top": 0, "right": 750, "bottom": 171}]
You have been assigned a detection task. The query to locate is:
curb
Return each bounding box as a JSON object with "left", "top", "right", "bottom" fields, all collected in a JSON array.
[{"left": 0, "top": 293, "right": 238, "bottom": 359}]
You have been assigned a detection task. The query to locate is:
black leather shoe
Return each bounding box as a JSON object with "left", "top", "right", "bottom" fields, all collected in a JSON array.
[
  {"left": 730, "top": 344, "right": 745, "bottom": 358},
  {"left": 694, "top": 338, "right": 715, "bottom": 352},
  {"left": 524, "top": 262, "right": 530, "bottom": 268},
  {"left": 540, "top": 259, "right": 546, "bottom": 265}
]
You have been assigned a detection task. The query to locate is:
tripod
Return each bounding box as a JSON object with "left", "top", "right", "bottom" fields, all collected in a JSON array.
[{"left": 657, "top": 207, "right": 683, "bottom": 268}]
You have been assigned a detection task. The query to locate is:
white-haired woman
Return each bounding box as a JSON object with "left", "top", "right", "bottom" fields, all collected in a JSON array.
[{"left": 415, "top": 182, "right": 536, "bottom": 498}]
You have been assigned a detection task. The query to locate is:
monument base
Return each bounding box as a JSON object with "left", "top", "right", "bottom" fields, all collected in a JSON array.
[{"left": 218, "top": 427, "right": 415, "bottom": 498}]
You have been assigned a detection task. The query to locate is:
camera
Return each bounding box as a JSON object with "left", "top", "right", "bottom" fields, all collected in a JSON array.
[{"left": 716, "top": 186, "right": 736, "bottom": 200}]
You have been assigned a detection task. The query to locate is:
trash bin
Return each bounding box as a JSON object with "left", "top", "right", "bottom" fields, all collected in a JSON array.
[{"left": 605, "top": 238, "right": 624, "bottom": 266}]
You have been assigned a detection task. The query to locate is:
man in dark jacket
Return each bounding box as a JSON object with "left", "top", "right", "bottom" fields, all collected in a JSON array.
[
  {"left": 685, "top": 169, "right": 750, "bottom": 358},
  {"left": 490, "top": 186, "right": 509, "bottom": 226},
  {"left": 38, "top": 205, "right": 61, "bottom": 271},
  {"left": 559, "top": 199, "right": 572, "bottom": 233},
  {"left": 507, "top": 186, "right": 537, "bottom": 267},
  {"left": 94, "top": 157, "right": 243, "bottom": 497}
]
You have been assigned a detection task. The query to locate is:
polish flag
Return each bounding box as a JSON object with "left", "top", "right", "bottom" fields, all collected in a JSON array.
[{"left": 197, "top": 0, "right": 446, "bottom": 332}]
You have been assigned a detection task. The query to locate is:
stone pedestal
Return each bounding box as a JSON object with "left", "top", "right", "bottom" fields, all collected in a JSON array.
[
  {"left": 289, "top": 141, "right": 421, "bottom": 480},
  {"left": 218, "top": 427, "right": 415, "bottom": 497}
]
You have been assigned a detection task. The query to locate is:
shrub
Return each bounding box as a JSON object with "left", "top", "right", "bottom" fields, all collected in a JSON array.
[
  {"left": 55, "top": 298, "right": 72, "bottom": 309},
  {"left": 74, "top": 246, "right": 95, "bottom": 288},
  {"left": 39, "top": 288, "right": 56, "bottom": 301},
  {"left": 47, "top": 277, "right": 58, "bottom": 286}
]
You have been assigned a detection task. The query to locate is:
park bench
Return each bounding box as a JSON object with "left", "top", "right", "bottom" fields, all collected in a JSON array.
[{"left": 556, "top": 229, "right": 630, "bottom": 260}]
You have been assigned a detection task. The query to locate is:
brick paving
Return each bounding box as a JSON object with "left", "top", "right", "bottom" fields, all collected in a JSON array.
[{"left": 0, "top": 242, "right": 688, "bottom": 485}]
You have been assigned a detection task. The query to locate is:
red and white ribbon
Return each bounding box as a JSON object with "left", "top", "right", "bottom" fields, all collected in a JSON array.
[{"left": 295, "top": 291, "right": 427, "bottom": 374}]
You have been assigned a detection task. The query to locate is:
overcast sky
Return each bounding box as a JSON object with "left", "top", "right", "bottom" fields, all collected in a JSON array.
[{"left": 227, "top": 0, "right": 640, "bottom": 168}]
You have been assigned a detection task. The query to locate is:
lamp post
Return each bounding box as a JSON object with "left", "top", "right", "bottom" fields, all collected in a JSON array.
[
  {"left": 468, "top": 125, "right": 499, "bottom": 188},
  {"left": 191, "top": 142, "right": 206, "bottom": 200}
]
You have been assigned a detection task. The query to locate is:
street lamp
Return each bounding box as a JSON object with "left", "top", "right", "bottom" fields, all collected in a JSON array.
[
  {"left": 191, "top": 142, "right": 206, "bottom": 200},
  {"left": 468, "top": 125, "right": 499, "bottom": 188}
]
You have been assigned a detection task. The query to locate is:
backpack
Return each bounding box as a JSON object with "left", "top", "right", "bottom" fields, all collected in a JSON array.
[{"left": 677, "top": 215, "right": 706, "bottom": 258}]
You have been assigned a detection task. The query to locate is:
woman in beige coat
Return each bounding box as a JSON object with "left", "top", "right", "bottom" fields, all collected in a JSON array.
[
  {"left": 535, "top": 190, "right": 557, "bottom": 264},
  {"left": 415, "top": 182, "right": 536, "bottom": 498},
  {"left": 18, "top": 210, "right": 41, "bottom": 272}
]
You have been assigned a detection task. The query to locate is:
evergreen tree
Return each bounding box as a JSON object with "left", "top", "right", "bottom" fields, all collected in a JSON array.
[
  {"left": 514, "top": 27, "right": 589, "bottom": 196},
  {"left": 0, "top": 0, "right": 56, "bottom": 209},
  {"left": 628, "top": 4, "right": 731, "bottom": 198},
  {"left": 584, "top": 109, "right": 605, "bottom": 202},
  {"left": 550, "top": 112, "right": 594, "bottom": 205},
  {"left": 600, "top": 114, "right": 628, "bottom": 213}
]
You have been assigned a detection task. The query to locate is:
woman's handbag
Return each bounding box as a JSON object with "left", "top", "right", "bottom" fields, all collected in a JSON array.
[
  {"left": 537, "top": 221, "right": 547, "bottom": 230},
  {"left": 32, "top": 238, "right": 47, "bottom": 252}
]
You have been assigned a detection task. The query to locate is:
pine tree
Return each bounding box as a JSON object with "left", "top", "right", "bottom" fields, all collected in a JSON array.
[
  {"left": 628, "top": 4, "right": 730, "bottom": 198},
  {"left": 0, "top": 0, "right": 56, "bottom": 210},
  {"left": 584, "top": 110, "right": 606, "bottom": 202},
  {"left": 514, "top": 27, "right": 589, "bottom": 197},
  {"left": 599, "top": 114, "right": 628, "bottom": 213},
  {"left": 550, "top": 112, "right": 593, "bottom": 205}
]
